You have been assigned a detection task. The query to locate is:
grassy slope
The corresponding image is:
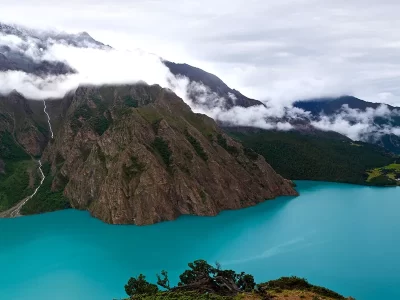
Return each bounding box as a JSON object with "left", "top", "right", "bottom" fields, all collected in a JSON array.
[
  {"left": 226, "top": 129, "right": 395, "bottom": 186},
  {"left": 128, "top": 291, "right": 343, "bottom": 300},
  {"left": 366, "top": 163, "right": 400, "bottom": 186},
  {"left": 0, "top": 160, "right": 36, "bottom": 211},
  {"left": 0, "top": 132, "right": 37, "bottom": 211},
  {"left": 126, "top": 276, "right": 349, "bottom": 300}
]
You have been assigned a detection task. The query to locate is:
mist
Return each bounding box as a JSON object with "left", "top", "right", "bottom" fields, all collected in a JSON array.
[{"left": 1, "top": 28, "right": 400, "bottom": 142}]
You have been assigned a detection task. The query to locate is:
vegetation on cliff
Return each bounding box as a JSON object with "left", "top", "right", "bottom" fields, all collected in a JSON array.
[
  {"left": 40, "top": 84, "right": 296, "bottom": 224},
  {"left": 0, "top": 85, "right": 296, "bottom": 222},
  {"left": 20, "top": 162, "right": 70, "bottom": 215},
  {"left": 0, "top": 132, "right": 36, "bottom": 211},
  {"left": 122, "top": 260, "right": 353, "bottom": 300}
]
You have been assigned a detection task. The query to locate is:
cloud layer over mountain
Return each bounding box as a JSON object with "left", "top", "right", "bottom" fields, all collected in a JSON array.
[
  {"left": 1, "top": 0, "right": 400, "bottom": 106},
  {"left": 1, "top": 1, "right": 400, "bottom": 142}
]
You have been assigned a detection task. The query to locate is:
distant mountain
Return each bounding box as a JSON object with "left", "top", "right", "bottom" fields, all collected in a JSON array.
[
  {"left": 294, "top": 95, "right": 398, "bottom": 115},
  {"left": 0, "top": 22, "right": 109, "bottom": 49},
  {"left": 294, "top": 96, "right": 400, "bottom": 153},
  {"left": 0, "top": 22, "right": 108, "bottom": 76},
  {"left": 163, "top": 61, "right": 263, "bottom": 109}
]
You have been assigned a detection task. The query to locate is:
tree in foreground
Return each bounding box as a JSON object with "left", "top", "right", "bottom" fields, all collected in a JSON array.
[
  {"left": 124, "top": 260, "right": 350, "bottom": 300},
  {"left": 124, "top": 274, "right": 158, "bottom": 297},
  {"left": 125, "top": 260, "right": 255, "bottom": 297}
]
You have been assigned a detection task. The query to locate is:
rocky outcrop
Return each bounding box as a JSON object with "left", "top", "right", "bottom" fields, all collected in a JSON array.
[
  {"left": 0, "top": 92, "right": 49, "bottom": 157},
  {"left": 41, "top": 84, "right": 297, "bottom": 225}
]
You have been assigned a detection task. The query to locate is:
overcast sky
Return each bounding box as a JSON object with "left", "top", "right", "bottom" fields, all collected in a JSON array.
[{"left": 1, "top": 0, "right": 400, "bottom": 105}]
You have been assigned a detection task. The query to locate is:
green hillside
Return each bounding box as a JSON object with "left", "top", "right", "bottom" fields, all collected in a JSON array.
[{"left": 226, "top": 129, "right": 397, "bottom": 186}]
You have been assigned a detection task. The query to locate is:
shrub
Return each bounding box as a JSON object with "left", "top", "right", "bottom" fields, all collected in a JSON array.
[
  {"left": 124, "top": 95, "right": 139, "bottom": 108},
  {"left": 0, "top": 160, "right": 35, "bottom": 211},
  {"left": 91, "top": 96, "right": 107, "bottom": 113},
  {"left": 368, "top": 175, "right": 397, "bottom": 186},
  {"left": 123, "top": 261, "right": 347, "bottom": 300},
  {"left": 217, "top": 134, "right": 239, "bottom": 155},
  {"left": 244, "top": 147, "right": 258, "bottom": 160},
  {"left": 152, "top": 137, "right": 172, "bottom": 168},
  {"left": 123, "top": 155, "right": 146, "bottom": 179},
  {"left": 73, "top": 104, "right": 92, "bottom": 120},
  {"left": 0, "top": 132, "right": 29, "bottom": 160},
  {"left": 90, "top": 115, "right": 110, "bottom": 136},
  {"left": 125, "top": 274, "right": 159, "bottom": 296},
  {"left": 258, "top": 276, "right": 345, "bottom": 299},
  {"left": 70, "top": 104, "right": 92, "bottom": 133},
  {"left": 20, "top": 162, "right": 70, "bottom": 215},
  {"left": 185, "top": 130, "right": 208, "bottom": 161}
]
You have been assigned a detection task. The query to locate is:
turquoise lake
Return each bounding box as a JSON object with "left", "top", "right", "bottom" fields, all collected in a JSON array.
[{"left": 1, "top": 181, "right": 399, "bottom": 300}]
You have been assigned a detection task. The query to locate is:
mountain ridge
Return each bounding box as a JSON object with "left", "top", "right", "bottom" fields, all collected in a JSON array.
[{"left": 0, "top": 82, "right": 297, "bottom": 224}]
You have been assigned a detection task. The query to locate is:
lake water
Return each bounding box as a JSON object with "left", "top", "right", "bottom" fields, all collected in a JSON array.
[{"left": 1, "top": 181, "right": 399, "bottom": 300}]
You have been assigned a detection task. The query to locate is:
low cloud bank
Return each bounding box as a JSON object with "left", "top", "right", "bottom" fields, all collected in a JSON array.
[
  {"left": 1, "top": 30, "right": 400, "bottom": 141},
  {"left": 311, "top": 104, "right": 400, "bottom": 140}
]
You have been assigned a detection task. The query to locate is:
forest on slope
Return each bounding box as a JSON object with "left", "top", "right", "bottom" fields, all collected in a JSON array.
[{"left": 226, "top": 128, "right": 398, "bottom": 186}]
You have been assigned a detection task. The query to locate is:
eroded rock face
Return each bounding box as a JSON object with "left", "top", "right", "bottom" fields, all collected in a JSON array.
[
  {"left": 0, "top": 92, "right": 51, "bottom": 157},
  {"left": 43, "top": 84, "right": 297, "bottom": 225}
]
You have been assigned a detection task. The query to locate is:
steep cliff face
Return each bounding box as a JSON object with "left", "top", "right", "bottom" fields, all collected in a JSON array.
[
  {"left": 0, "top": 93, "right": 48, "bottom": 157},
  {"left": 41, "top": 84, "right": 297, "bottom": 225}
]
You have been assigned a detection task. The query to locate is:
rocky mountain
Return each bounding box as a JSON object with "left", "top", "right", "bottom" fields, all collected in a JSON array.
[
  {"left": 1, "top": 20, "right": 398, "bottom": 155},
  {"left": 164, "top": 61, "right": 263, "bottom": 109},
  {"left": 166, "top": 62, "right": 400, "bottom": 154},
  {"left": 1, "top": 22, "right": 398, "bottom": 222},
  {"left": 0, "top": 82, "right": 297, "bottom": 224},
  {"left": 0, "top": 22, "right": 109, "bottom": 76},
  {"left": 294, "top": 96, "right": 400, "bottom": 153}
]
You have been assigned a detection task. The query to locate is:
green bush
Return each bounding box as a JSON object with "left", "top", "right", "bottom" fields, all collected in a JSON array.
[
  {"left": 259, "top": 276, "right": 345, "bottom": 299},
  {"left": 125, "top": 274, "right": 158, "bottom": 297},
  {"left": 152, "top": 137, "right": 172, "bottom": 168},
  {"left": 244, "top": 147, "right": 258, "bottom": 160},
  {"left": 123, "top": 260, "right": 347, "bottom": 300},
  {"left": 0, "top": 160, "right": 35, "bottom": 211},
  {"left": 368, "top": 175, "right": 397, "bottom": 186},
  {"left": 217, "top": 134, "right": 239, "bottom": 155},
  {"left": 123, "top": 155, "right": 146, "bottom": 179},
  {"left": 0, "top": 132, "right": 29, "bottom": 160},
  {"left": 91, "top": 96, "right": 107, "bottom": 113},
  {"left": 124, "top": 95, "right": 139, "bottom": 108},
  {"left": 73, "top": 104, "right": 92, "bottom": 120},
  {"left": 90, "top": 115, "right": 110, "bottom": 136},
  {"left": 185, "top": 130, "right": 208, "bottom": 161}
]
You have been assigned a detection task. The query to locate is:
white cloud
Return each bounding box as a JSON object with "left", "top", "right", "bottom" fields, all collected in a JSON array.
[
  {"left": 0, "top": 35, "right": 173, "bottom": 99},
  {"left": 0, "top": 0, "right": 400, "bottom": 106},
  {"left": 311, "top": 104, "right": 400, "bottom": 140},
  {"left": 1, "top": 2, "right": 400, "bottom": 140}
]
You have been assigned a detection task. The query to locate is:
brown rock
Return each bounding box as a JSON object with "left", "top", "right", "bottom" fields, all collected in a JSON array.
[{"left": 43, "top": 84, "right": 298, "bottom": 225}]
